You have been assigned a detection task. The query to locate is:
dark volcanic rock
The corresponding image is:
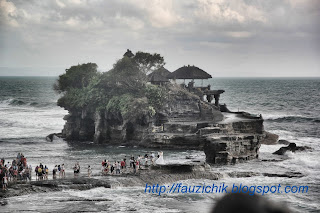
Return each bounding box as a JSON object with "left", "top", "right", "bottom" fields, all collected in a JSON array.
[
  {"left": 45, "top": 133, "right": 62, "bottom": 142},
  {"left": 261, "top": 159, "right": 285, "bottom": 162},
  {"left": 261, "top": 131, "right": 279, "bottom": 145},
  {"left": 227, "top": 171, "right": 258, "bottom": 178},
  {"left": 273, "top": 143, "right": 312, "bottom": 155},
  {"left": 278, "top": 139, "right": 290, "bottom": 145},
  {"left": 211, "top": 193, "right": 291, "bottom": 213},
  {"left": 263, "top": 172, "right": 304, "bottom": 178},
  {"left": 0, "top": 178, "right": 111, "bottom": 199},
  {"left": 32, "top": 178, "right": 111, "bottom": 190},
  {"left": 0, "top": 199, "right": 8, "bottom": 206},
  {"left": 273, "top": 147, "right": 288, "bottom": 155},
  {"left": 150, "top": 164, "right": 194, "bottom": 173}
]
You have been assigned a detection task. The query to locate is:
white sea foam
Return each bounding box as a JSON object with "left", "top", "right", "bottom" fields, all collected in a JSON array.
[
  {"left": 0, "top": 105, "right": 67, "bottom": 139},
  {"left": 263, "top": 113, "right": 305, "bottom": 120}
]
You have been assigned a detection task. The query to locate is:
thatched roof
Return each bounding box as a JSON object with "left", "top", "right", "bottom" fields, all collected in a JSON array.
[
  {"left": 147, "top": 67, "right": 171, "bottom": 82},
  {"left": 148, "top": 73, "right": 169, "bottom": 82},
  {"left": 154, "top": 67, "right": 171, "bottom": 77},
  {"left": 167, "top": 65, "right": 212, "bottom": 79}
]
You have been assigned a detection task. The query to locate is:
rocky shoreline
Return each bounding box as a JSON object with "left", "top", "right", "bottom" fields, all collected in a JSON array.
[{"left": 0, "top": 162, "right": 305, "bottom": 205}]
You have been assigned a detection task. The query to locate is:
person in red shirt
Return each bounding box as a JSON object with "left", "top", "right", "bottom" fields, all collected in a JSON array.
[
  {"left": 120, "top": 160, "right": 125, "bottom": 170},
  {"left": 102, "top": 160, "right": 106, "bottom": 167},
  {"left": 22, "top": 157, "right": 27, "bottom": 167}
]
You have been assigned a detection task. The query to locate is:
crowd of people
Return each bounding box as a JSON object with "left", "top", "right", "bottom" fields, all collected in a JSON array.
[
  {"left": 1, "top": 153, "right": 32, "bottom": 191},
  {"left": 1, "top": 151, "right": 165, "bottom": 191},
  {"left": 101, "top": 151, "right": 165, "bottom": 175}
]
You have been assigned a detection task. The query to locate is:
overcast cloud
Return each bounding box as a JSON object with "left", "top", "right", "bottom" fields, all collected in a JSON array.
[{"left": 0, "top": 0, "right": 319, "bottom": 76}]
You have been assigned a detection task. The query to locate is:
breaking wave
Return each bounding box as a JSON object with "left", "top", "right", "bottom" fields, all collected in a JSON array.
[
  {"left": 264, "top": 114, "right": 320, "bottom": 123},
  {"left": 0, "top": 98, "right": 56, "bottom": 108}
]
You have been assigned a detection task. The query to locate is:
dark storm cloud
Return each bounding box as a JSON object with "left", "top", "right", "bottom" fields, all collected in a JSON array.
[{"left": 0, "top": 0, "right": 319, "bottom": 76}]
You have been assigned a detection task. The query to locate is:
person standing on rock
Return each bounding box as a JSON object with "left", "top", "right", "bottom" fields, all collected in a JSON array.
[
  {"left": 37, "top": 166, "right": 43, "bottom": 180},
  {"left": 61, "top": 164, "right": 65, "bottom": 178},
  {"left": 87, "top": 165, "right": 92, "bottom": 177},
  {"left": 35, "top": 165, "right": 39, "bottom": 180},
  {"left": 110, "top": 162, "right": 115, "bottom": 175},
  {"left": 129, "top": 156, "right": 133, "bottom": 168},
  {"left": 144, "top": 154, "right": 148, "bottom": 167},
  {"left": 120, "top": 159, "right": 125, "bottom": 171},
  {"left": 44, "top": 165, "right": 49, "bottom": 180},
  {"left": 73, "top": 163, "right": 80, "bottom": 177},
  {"left": 58, "top": 165, "right": 61, "bottom": 178},
  {"left": 123, "top": 158, "right": 127, "bottom": 171},
  {"left": 116, "top": 161, "right": 121, "bottom": 175},
  {"left": 135, "top": 160, "right": 139, "bottom": 172},
  {"left": 28, "top": 164, "right": 32, "bottom": 180},
  {"left": 24, "top": 166, "right": 30, "bottom": 181},
  {"left": 2, "top": 173, "right": 8, "bottom": 191},
  {"left": 53, "top": 165, "right": 57, "bottom": 179},
  {"left": 132, "top": 160, "right": 136, "bottom": 174},
  {"left": 102, "top": 159, "right": 107, "bottom": 168},
  {"left": 151, "top": 152, "right": 155, "bottom": 165},
  {"left": 155, "top": 151, "right": 165, "bottom": 165},
  {"left": 137, "top": 155, "right": 141, "bottom": 169}
]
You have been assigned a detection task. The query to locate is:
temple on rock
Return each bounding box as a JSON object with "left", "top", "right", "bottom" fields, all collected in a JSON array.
[
  {"left": 165, "top": 65, "right": 225, "bottom": 108},
  {"left": 59, "top": 50, "right": 267, "bottom": 165}
]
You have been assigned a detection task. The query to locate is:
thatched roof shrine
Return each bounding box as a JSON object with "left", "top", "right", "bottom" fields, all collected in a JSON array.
[
  {"left": 167, "top": 65, "right": 212, "bottom": 80},
  {"left": 147, "top": 67, "right": 171, "bottom": 83}
]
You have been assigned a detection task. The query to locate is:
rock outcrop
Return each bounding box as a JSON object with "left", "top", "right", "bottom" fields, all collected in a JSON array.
[
  {"left": 278, "top": 140, "right": 290, "bottom": 145},
  {"left": 204, "top": 118, "right": 264, "bottom": 164},
  {"left": 211, "top": 193, "right": 291, "bottom": 213},
  {"left": 261, "top": 131, "right": 279, "bottom": 145},
  {"left": 61, "top": 84, "right": 225, "bottom": 146},
  {"left": 273, "top": 143, "right": 312, "bottom": 155},
  {"left": 62, "top": 110, "right": 95, "bottom": 141},
  {"left": 0, "top": 178, "right": 111, "bottom": 199},
  {"left": 59, "top": 83, "right": 265, "bottom": 165}
]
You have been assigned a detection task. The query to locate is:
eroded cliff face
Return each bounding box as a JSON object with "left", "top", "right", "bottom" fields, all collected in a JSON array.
[
  {"left": 62, "top": 110, "right": 95, "bottom": 141},
  {"left": 203, "top": 118, "right": 264, "bottom": 164},
  {"left": 61, "top": 84, "right": 224, "bottom": 145},
  {"left": 93, "top": 110, "right": 152, "bottom": 144}
]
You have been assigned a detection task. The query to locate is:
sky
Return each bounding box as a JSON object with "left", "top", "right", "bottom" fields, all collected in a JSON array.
[{"left": 0, "top": 0, "right": 319, "bottom": 77}]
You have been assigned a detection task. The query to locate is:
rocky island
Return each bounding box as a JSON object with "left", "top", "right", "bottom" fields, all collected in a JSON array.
[
  {"left": 54, "top": 50, "right": 270, "bottom": 165},
  {"left": 1, "top": 50, "right": 312, "bottom": 213}
]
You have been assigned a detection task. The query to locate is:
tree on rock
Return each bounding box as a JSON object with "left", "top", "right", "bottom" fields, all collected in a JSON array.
[
  {"left": 133, "top": 51, "right": 165, "bottom": 74},
  {"left": 54, "top": 63, "right": 98, "bottom": 93}
]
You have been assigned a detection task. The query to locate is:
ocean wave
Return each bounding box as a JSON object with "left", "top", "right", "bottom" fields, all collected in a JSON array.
[
  {"left": 0, "top": 98, "right": 56, "bottom": 108},
  {"left": 264, "top": 115, "right": 319, "bottom": 123}
]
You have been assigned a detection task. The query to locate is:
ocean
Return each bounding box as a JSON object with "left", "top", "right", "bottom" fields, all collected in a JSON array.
[{"left": 0, "top": 76, "right": 319, "bottom": 212}]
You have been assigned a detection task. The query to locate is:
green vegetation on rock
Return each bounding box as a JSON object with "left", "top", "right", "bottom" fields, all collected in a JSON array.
[{"left": 55, "top": 51, "right": 167, "bottom": 121}]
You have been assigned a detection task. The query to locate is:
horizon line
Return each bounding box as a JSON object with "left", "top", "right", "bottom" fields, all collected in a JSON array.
[{"left": 0, "top": 75, "right": 320, "bottom": 78}]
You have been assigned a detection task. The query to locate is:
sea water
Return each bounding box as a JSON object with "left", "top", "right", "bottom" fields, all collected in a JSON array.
[{"left": 0, "top": 77, "right": 319, "bottom": 212}]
